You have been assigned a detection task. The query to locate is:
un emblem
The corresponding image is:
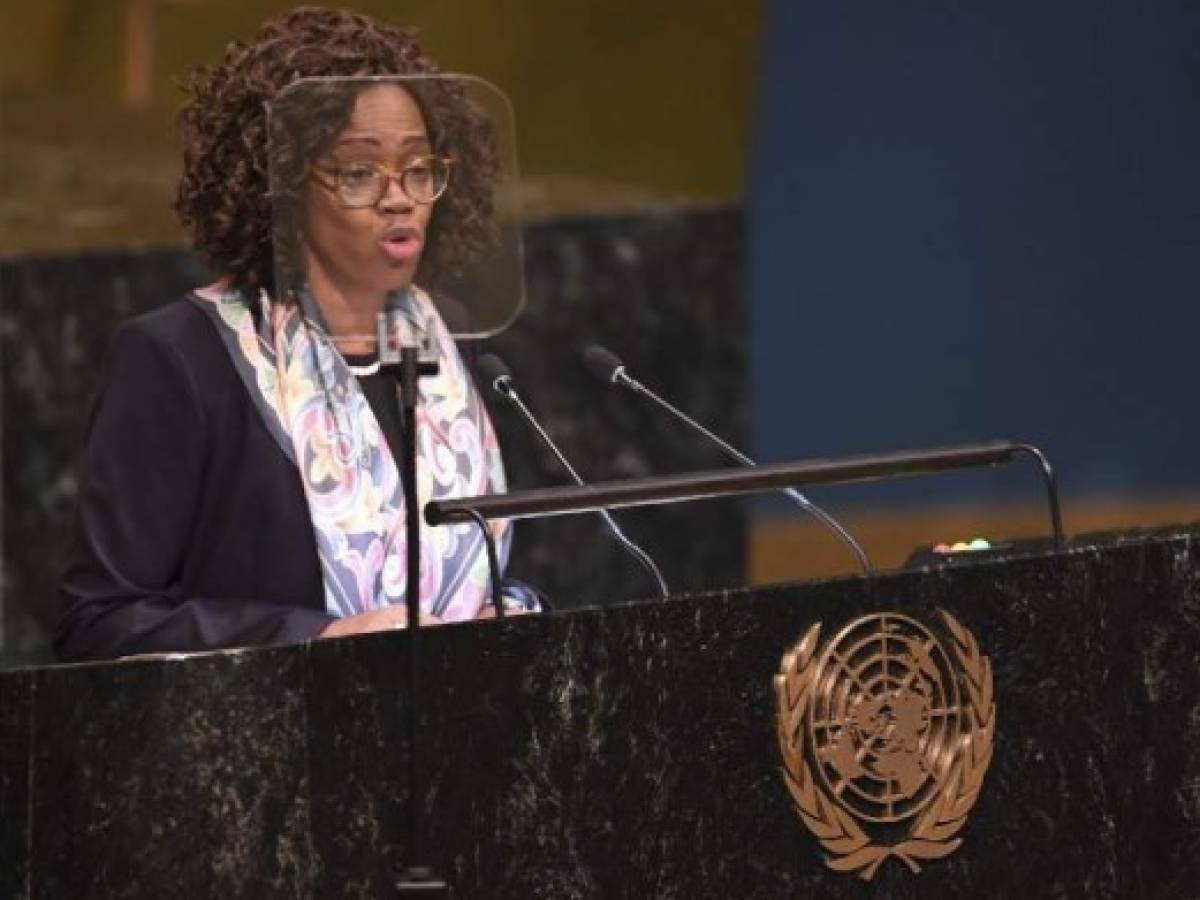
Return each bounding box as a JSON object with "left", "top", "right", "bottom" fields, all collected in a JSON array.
[{"left": 774, "top": 611, "right": 995, "bottom": 880}]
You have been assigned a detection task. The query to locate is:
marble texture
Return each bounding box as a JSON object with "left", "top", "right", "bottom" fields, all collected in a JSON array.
[
  {"left": 0, "top": 249, "right": 210, "bottom": 663},
  {"left": 485, "top": 209, "right": 748, "bottom": 607},
  {"left": 0, "top": 524, "right": 1196, "bottom": 897},
  {"left": 0, "top": 668, "right": 33, "bottom": 900},
  {"left": 0, "top": 209, "right": 747, "bottom": 664},
  {"left": 29, "top": 648, "right": 314, "bottom": 898}
]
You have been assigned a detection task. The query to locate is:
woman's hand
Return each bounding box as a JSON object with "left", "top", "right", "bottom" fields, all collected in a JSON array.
[{"left": 319, "top": 606, "right": 442, "bottom": 638}]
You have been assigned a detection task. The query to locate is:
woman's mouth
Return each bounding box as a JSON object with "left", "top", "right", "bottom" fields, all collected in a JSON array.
[{"left": 379, "top": 227, "right": 422, "bottom": 263}]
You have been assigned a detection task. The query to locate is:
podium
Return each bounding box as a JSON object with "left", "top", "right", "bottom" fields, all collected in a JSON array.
[{"left": 2, "top": 524, "right": 1197, "bottom": 898}]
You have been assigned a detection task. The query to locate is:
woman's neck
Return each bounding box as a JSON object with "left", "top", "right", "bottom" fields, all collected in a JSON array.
[{"left": 305, "top": 268, "right": 387, "bottom": 351}]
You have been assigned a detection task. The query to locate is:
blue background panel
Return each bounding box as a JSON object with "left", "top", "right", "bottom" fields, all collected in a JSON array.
[{"left": 750, "top": 0, "right": 1199, "bottom": 507}]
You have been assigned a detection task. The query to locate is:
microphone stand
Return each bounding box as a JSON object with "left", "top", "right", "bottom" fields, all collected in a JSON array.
[
  {"left": 378, "top": 312, "right": 450, "bottom": 898},
  {"left": 426, "top": 441, "right": 1066, "bottom": 551},
  {"left": 583, "top": 346, "right": 872, "bottom": 576},
  {"left": 616, "top": 367, "right": 873, "bottom": 576},
  {"left": 481, "top": 360, "right": 669, "bottom": 600}
]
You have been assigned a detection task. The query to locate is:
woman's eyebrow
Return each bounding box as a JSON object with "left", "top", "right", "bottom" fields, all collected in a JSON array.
[{"left": 334, "top": 133, "right": 430, "bottom": 148}]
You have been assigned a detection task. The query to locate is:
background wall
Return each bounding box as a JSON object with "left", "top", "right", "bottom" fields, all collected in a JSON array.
[
  {"left": 750, "top": 0, "right": 1199, "bottom": 580},
  {"left": 0, "top": 0, "right": 760, "bottom": 256}
]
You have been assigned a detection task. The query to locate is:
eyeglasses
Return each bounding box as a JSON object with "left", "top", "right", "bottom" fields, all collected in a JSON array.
[{"left": 312, "top": 155, "right": 454, "bottom": 208}]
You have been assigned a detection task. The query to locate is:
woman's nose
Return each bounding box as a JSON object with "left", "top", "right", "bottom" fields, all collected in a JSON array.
[{"left": 378, "top": 174, "right": 414, "bottom": 212}]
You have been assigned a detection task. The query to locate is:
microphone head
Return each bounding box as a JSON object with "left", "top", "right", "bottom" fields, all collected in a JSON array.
[
  {"left": 477, "top": 353, "right": 515, "bottom": 396},
  {"left": 582, "top": 344, "right": 625, "bottom": 385}
]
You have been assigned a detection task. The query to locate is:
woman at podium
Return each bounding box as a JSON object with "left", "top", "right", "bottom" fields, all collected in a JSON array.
[{"left": 56, "top": 7, "right": 533, "bottom": 661}]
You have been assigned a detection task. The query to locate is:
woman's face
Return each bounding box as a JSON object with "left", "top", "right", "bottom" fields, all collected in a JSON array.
[{"left": 302, "top": 84, "right": 435, "bottom": 306}]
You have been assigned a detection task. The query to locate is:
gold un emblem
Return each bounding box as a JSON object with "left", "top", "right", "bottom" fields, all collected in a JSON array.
[{"left": 774, "top": 611, "right": 995, "bottom": 880}]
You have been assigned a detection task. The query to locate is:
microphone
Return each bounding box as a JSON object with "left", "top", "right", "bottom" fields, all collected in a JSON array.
[
  {"left": 582, "top": 344, "right": 873, "bottom": 576},
  {"left": 478, "top": 353, "right": 671, "bottom": 600},
  {"left": 377, "top": 290, "right": 438, "bottom": 373}
]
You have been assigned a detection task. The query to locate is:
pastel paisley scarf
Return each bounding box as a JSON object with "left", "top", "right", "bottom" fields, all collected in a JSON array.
[{"left": 190, "top": 286, "right": 511, "bottom": 622}]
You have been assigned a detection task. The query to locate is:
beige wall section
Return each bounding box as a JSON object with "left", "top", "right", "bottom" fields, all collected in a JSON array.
[
  {"left": 1, "top": 1, "right": 761, "bottom": 256},
  {"left": 0, "top": 1, "right": 125, "bottom": 96},
  {"left": 750, "top": 497, "right": 1200, "bottom": 587},
  {"left": 0, "top": 3, "right": 73, "bottom": 89}
]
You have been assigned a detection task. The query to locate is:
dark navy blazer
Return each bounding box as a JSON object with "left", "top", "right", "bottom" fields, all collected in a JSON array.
[{"left": 58, "top": 298, "right": 367, "bottom": 660}]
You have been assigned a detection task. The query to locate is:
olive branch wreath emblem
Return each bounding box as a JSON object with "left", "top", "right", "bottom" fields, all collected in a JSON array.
[{"left": 773, "top": 611, "right": 995, "bottom": 881}]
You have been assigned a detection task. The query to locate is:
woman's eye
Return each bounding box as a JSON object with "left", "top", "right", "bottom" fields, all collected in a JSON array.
[{"left": 339, "top": 165, "right": 376, "bottom": 185}]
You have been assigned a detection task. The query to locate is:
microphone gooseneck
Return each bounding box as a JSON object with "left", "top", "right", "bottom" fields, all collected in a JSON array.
[
  {"left": 582, "top": 344, "right": 874, "bottom": 576},
  {"left": 478, "top": 354, "right": 671, "bottom": 601}
]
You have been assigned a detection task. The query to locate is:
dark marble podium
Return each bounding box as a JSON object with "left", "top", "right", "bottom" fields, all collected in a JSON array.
[{"left": 2, "top": 525, "right": 1198, "bottom": 899}]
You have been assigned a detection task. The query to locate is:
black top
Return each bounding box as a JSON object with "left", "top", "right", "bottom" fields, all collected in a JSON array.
[
  {"left": 56, "top": 299, "right": 400, "bottom": 660},
  {"left": 344, "top": 353, "right": 406, "bottom": 472}
]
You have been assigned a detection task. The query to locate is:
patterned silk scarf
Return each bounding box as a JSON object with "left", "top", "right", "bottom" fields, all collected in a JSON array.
[{"left": 190, "top": 286, "right": 511, "bottom": 622}]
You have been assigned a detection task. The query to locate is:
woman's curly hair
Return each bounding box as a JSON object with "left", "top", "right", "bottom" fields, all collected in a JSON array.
[{"left": 175, "top": 6, "right": 499, "bottom": 300}]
